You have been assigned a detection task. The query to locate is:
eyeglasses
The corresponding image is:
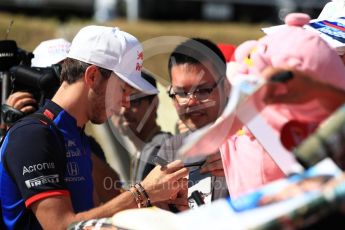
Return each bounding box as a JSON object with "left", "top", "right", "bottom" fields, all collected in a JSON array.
[{"left": 168, "top": 77, "right": 224, "bottom": 105}]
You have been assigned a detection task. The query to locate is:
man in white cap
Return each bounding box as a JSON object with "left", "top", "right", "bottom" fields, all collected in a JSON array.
[
  {"left": 31, "top": 38, "right": 71, "bottom": 68},
  {"left": 0, "top": 25, "right": 188, "bottom": 230},
  {"left": 5, "top": 37, "right": 125, "bottom": 205},
  {"left": 4, "top": 38, "right": 72, "bottom": 120}
]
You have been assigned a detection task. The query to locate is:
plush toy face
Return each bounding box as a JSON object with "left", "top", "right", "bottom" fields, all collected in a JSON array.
[{"left": 235, "top": 26, "right": 345, "bottom": 91}]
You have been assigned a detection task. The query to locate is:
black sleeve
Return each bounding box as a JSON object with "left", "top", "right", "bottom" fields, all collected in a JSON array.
[{"left": 3, "top": 122, "right": 68, "bottom": 205}]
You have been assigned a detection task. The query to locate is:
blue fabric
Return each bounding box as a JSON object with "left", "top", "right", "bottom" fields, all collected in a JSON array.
[{"left": 0, "top": 100, "right": 94, "bottom": 229}]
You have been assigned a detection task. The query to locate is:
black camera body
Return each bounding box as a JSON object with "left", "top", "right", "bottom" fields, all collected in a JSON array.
[
  {"left": 0, "top": 40, "right": 33, "bottom": 71},
  {"left": 10, "top": 65, "right": 61, "bottom": 103},
  {"left": 0, "top": 40, "right": 61, "bottom": 125}
]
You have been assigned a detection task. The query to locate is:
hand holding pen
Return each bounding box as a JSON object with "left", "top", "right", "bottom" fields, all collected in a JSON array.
[
  {"left": 153, "top": 153, "right": 225, "bottom": 177},
  {"left": 153, "top": 155, "right": 205, "bottom": 169},
  {"left": 199, "top": 153, "right": 225, "bottom": 177}
]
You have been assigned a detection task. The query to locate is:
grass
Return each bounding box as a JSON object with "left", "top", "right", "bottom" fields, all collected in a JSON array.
[
  {"left": 0, "top": 13, "right": 59, "bottom": 49},
  {"left": 0, "top": 11, "right": 271, "bottom": 135},
  {"left": 0, "top": 11, "right": 270, "bottom": 82}
]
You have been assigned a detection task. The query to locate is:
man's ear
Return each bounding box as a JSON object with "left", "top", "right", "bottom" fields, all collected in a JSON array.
[{"left": 84, "top": 65, "right": 100, "bottom": 88}]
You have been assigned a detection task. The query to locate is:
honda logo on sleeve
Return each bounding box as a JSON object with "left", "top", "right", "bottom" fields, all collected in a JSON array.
[{"left": 67, "top": 162, "right": 79, "bottom": 176}]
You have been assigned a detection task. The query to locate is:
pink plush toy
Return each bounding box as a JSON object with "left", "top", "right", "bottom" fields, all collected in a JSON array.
[
  {"left": 225, "top": 13, "right": 345, "bottom": 198},
  {"left": 235, "top": 13, "right": 345, "bottom": 130}
]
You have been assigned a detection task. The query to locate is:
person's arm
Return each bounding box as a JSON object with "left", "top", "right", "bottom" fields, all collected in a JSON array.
[
  {"left": 150, "top": 136, "right": 190, "bottom": 212},
  {"left": 31, "top": 160, "right": 188, "bottom": 230},
  {"left": 32, "top": 189, "right": 137, "bottom": 230},
  {"left": 309, "top": 80, "right": 345, "bottom": 113},
  {"left": 261, "top": 68, "right": 345, "bottom": 112}
]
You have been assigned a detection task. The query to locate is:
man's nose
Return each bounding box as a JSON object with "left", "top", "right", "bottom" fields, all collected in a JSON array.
[
  {"left": 121, "top": 95, "right": 130, "bottom": 109},
  {"left": 118, "top": 106, "right": 126, "bottom": 115},
  {"left": 186, "top": 93, "right": 200, "bottom": 107}
]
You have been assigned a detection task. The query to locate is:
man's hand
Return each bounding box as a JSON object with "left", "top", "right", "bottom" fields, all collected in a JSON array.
[
  {"left": 199, "top": 152, "right": 225, "bottom": 177},
  {"left": 261, "top": 68, "right": 345, "bottom": 112},
  {"left": 154, "top": 178, "right": 189, "bottom": 212},
  {"left": 261, "top": 68, "right": 319, "bottom": 105},
  {"left": 6, "top": 91, "right": 37, "bottom": 114},
  {"left": 167, "top": 177, "right": 189, "bottom": 211},
  {"left": 141, "top": 160, "right": 188, "bottom": 203}
]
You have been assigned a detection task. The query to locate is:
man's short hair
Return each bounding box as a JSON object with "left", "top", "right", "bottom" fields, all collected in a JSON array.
[
  {"left": 168, "top": 38, "right": 226, "bottom": 79},
  {"left": 60, "top": 58, "right": 112, "bottom": 84}
]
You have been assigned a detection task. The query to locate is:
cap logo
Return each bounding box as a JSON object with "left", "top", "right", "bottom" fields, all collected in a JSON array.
[
  {"left": 136, "top": 51, "right": 144, "bottom": 71},
  {"left": 137, "top": 51, "right": 144, "bottom": 60},
  {"left": 47, "top": 43, "right": 70, "bottom": 55},
  {"left": 136, "top": 62, "right": 143, "bottom": 71}
]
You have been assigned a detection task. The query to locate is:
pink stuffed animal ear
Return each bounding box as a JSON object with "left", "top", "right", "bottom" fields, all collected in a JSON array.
[
  {"left": 234, "top": 40, "right": 258, "bottom": 62},
  {"left": 234, "top": 40, "right": 258, "bottom": 74},
  {"left": 285, "top": 13, "right": 311, "bottom": 27}
]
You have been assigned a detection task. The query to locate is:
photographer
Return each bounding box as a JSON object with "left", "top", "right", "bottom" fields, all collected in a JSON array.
[{"left": 0, "top": 38, "right": 70, "bottom": 129}]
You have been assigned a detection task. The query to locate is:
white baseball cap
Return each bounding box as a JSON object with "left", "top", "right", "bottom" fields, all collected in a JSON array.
[
  {"left": 67, "top": 25, "right": 158, "bottom": 95},
  {"left": 31, "top": 38, "right": 71, "bottom": 67}
]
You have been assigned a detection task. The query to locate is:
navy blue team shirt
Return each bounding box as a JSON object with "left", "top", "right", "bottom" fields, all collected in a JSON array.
[{"left": 0, "top": 100, "right": 94, "bottom": 230}]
